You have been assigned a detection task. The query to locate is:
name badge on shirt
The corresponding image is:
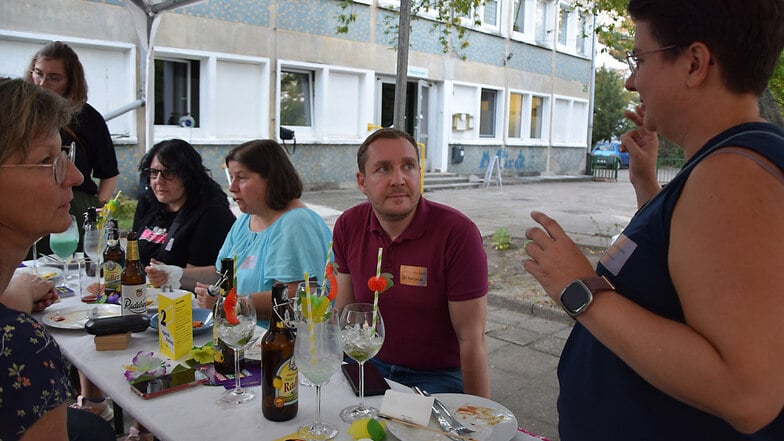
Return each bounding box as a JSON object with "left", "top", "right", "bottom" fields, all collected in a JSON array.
[
  {"left": 400, "top": 265, "right": 427, "bottom": 287},
  {"left": 600, "top": 233, "right": 637, "bottom": 276},
  {"left": 241, "top": 255, "right": 258, "bottom": 270}
]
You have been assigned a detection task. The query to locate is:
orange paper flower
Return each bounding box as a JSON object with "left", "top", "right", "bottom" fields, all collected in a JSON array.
[{"left": 367, "top": 273, "right": 394, "bottom": 293}]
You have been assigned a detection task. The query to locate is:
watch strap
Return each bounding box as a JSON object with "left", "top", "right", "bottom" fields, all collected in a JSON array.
[{"left": 581, "top": 276, "right": 615, "bottom": 294}]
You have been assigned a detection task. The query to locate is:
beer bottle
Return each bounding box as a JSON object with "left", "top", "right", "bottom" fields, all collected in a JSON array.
[
  {"left": 213, "top": 257, "right": 243, "bottom": 375},
  {"left": 102, "top": 219, "right": 125, "bottom": 298},
  {"left": 261, "top": 283, "right": 298, "bottom": 421},
  {"left": 121, "top": 231, "right": 147, "bottom": 316}
]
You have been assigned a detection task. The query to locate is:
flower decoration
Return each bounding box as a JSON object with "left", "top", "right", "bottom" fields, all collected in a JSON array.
[
  {"left": 188, "top": 341, "right": 215, "bottom": 365},
  {"left": 123, "top": 351, "right": 169, "bottom": 382},
  {"left": 367, "top": 273, "right": 394, "bottom": 293},
  {"left": 223, "top": 287, "right": 239, "bottom": 325},
  {"left": 325, "top": 261, "right": 339, "bottom": 301}
]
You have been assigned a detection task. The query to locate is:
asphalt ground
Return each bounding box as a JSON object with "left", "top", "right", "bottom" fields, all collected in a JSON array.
[{"left": 300, "top": 170, "right": 640, "bottom": 441}]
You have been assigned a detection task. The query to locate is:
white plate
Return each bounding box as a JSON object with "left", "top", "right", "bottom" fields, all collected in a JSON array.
[
  {"left": 387, "top": 393, "right": 517, "bottom": 441},
  {"left": 15, "top": 265, "right": 63, "bottom": 280},
  {"left": 41, "top": 304, "right": 121, "bottom": 330}
]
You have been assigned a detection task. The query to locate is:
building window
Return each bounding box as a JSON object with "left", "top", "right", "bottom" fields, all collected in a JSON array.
[
  {"left": 530, "top": 96, "right": 545, "bottom": 139},
  {"left": 535, "top": 0, "right": 553, "bottom": 45},
  {"left": 480, "top": 89, "right": 497, "bottom": 138},
  {"left": 558, "top": 6, "right": 570, "bottom": 46},
  {"left": 280, "top": 70, "right": 313, "bottom": 127},
  {"left": 577, "top": 13, "right": 591, "bottom": 56},
  {"left": 154, "top": 58, "right": 200, "bottom": 126},
  {"left": 508, "top": 92, "right": 523, "bottom": 138},
  {"left": 507, "top": 91, "right": 548, "bottom": 142},
  {"left": 513, "top": 0, "right": 527, "bottom": 34},
  {"left": 480, "top": 0, "right": 499, "bottom": 28}
]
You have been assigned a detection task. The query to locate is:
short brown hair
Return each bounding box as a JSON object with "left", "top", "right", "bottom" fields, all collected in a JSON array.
[
  {"left": 24, "top": 41, "right": 88, "bottom": 104},
  {"left": 357, "top": 128, "right": 419, "bottom": 173},
  {"left": 225, "top": 139, "right": 303, "bottom": 210},
  {"left": 0, "top": 77, "right": 76, "bottom": 164}
]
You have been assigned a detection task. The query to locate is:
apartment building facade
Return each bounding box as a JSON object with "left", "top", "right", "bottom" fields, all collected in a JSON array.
[{"left": 0, "top": 0, "right": 594, "bottom": 194}]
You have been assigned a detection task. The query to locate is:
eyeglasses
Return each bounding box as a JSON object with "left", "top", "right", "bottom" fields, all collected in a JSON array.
[
  {"left": 144, "top": 167, "right": 178, "bottom": 181},
  {"left": 625, "top": 45, "right": 683, "bottom": 75},
  {"left": 30, "top": 68, "right": 66, "bottom": 85},
  {"left": 0, "top": 142, "right": 76, "bottom": 185}
]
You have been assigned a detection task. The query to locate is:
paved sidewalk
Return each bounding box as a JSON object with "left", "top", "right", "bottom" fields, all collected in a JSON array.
[{"left": 301, "top": 171, "right": 640, "bottom": 441}]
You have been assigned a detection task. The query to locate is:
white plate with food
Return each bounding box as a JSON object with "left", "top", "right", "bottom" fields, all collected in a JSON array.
[
  {"left": 386, "top": 393, "right": 517, "bottom": 441},
  {"left": 41, "top": 304, "right": 122, "bottom": 330},
  {"left": 14, "top": 265, "right": 63, "bottom": 281}
]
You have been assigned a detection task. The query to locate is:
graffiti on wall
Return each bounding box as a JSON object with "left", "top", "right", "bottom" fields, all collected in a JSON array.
[{"left": 479, "top": 149, "right": 526, "bottom": 172}]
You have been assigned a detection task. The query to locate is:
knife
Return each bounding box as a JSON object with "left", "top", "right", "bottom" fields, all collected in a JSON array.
[{"left": 411, "top": 386, "right": 464, "bottom": 441}]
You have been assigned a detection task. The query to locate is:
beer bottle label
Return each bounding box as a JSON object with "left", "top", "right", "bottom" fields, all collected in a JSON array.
[
  {"left": 121, "top": 284, "right": 147, "bottom": 315},
  {"left": 272, "top": 358, "right": 298, "bottom": 408},
  {"left": 104, "top": 261, "right": 122, "bottom": 292}
]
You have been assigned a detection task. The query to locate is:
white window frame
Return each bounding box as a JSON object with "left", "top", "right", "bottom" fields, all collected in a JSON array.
[
  {"left": 276, "top": 60, "right": 374, "bottom": 143},
  {"left": 555, "top": 2, "right": 593, "bottom": 57},
  {"left": 510, "top": 0, "right": 538, "bottom": 42},
  {"left": 534, "top": 0, "right": 556, "bottom": 47},
  {"left": 450, "top": 81, "right": 503, "bottom": 143},
  {"left": 506, "top": 89, "right": 550, "bottom": 145},
  {"left": 153, "top": 47, "right": 270, "bottom": 143},
  {"left": 551, "top": 94, "right": 589, "bottom": 146},
  {"left": 0, "top": 30, "right": 137, "bottom": 144}
]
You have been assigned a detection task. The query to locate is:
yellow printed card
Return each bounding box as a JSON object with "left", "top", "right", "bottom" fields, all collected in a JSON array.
[{"left": 157, "top": 289, "right": 193, "bottom": 359}]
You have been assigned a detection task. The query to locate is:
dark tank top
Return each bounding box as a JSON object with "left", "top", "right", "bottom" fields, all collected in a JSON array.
[{"left": 558, "top": 123, "right": 784, "bottom": 441}]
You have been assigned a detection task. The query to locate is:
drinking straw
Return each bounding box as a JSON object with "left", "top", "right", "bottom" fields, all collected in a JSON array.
[
  {"left": 371, "top": 247, "right": 382, "bottom": 330},
  {"left": 304, "top": 272, "right": 317, "bottom": 365},
  {"left": 320, "top": 240, "right": 333, "bottom": 296}
]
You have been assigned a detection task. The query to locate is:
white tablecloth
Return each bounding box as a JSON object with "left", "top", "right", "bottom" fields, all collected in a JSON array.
[{"left": 35, "top": 293, "right": 545, "bottom": 441}]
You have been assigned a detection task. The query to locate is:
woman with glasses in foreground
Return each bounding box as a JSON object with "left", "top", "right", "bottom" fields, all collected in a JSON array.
[
  {"left": 0, "top": 77, "right": 115, "bottom": 441},
  {"left": 24, "top": 41, "right": 119, "bottom": 252}
]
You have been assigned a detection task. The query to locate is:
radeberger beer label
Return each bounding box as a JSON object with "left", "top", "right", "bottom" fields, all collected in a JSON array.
[
  {"left": 121, "top": 284, "right": 147, "bottom": 315},
  {"left": 272, "top": 358, "right": 298, "bottom": 407}
]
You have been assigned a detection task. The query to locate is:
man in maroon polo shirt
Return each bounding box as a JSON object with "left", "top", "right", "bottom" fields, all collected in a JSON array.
[{"left": 333, "top": 128, "right": 490, "bottom": 397}]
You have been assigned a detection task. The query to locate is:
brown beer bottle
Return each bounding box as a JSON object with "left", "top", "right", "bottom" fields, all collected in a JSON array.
[
  {"left": 261, "top": 283, "right": 298, "bottom": 421},
  {"left": 213, "top": 258, "right": 242, "bottom": 375},
  {"left": 102, "top": 219, "right": 124, "bottom": 298},
  {"left": 120, "top": 231, "right": 147, "bottom": 315}
]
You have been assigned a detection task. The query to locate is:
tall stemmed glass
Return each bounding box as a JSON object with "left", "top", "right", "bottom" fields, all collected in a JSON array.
[
  {"left": 49, "top": 215, "right": 79, "bottom": 287},
  {"left": 215, "top": 295, "right": 257, "bottom": 404},
  {"left": 82, "top": 224, "right": 103, "bottom": 301},
  {"left": 339, "top": 303, "right": 385, "bottom": 422},
  {"left": 295, "top": 302, "right": 342, "bottom": 440}
]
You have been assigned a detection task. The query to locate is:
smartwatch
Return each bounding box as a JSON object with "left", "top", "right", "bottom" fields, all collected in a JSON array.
[{"left": 559, "top": 276, "right": 615, "bottom": 318}]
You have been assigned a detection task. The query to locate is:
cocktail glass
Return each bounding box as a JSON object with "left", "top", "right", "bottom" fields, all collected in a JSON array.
[
  {"left": 215, "top": 294, "right": 257, "bottom": 404},
  {"left": 339, "top": 302, "right": 385, "bottom": 422}
]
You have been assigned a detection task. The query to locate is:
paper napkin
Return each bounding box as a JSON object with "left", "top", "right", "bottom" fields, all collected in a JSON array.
[{"left": 380, "top": 389, "right": 434, "bottom": 427}]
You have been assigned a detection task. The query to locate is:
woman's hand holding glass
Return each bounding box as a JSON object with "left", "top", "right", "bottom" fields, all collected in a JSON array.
[{"left": 339, "top": 302, "right": 385, "bottom": 422}]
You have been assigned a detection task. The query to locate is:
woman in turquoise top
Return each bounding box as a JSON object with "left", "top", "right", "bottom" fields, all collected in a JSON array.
[{"left": 194, "top": 140, "right": 331, "bottom": 325}]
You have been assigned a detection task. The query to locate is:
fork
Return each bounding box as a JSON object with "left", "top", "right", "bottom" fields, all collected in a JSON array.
[{"left": 412, "top": 386, "right": 475, "bottom": 435}]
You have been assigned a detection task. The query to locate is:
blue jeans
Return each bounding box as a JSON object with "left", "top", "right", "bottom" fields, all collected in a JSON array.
[{"left": 369, "top": 358, "right": 464, "bottom": 394}]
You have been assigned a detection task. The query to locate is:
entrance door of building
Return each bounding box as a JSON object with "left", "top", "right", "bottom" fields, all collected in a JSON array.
[{"left": 376, "top": 77, "right": 434, "bottom": 171}]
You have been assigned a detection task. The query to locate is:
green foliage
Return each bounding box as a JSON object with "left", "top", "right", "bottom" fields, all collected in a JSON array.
[
  {"left": 113, "top": 195, "right": 137, "bottom": 232},
  {"left": 336, "top": 0, "right": 485, "bottom": 58},
  {"left": 492, "top": 228, "right": 511, "bottom": 251},
  {"left": 770, "top": 54, "right": 784, "bottom": 118},
  {"left": 592, "top": 66, "right": 636, "bottom": 145}
]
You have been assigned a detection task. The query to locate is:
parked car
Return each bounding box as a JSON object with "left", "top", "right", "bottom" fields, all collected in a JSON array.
[{"left": 592, "top": 142, "right": 629, "bottom": 169}]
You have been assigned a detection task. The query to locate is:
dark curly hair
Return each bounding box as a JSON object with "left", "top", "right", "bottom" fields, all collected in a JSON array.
[{"left": 137, "top": 139, "right": 229, "bottom": 216}]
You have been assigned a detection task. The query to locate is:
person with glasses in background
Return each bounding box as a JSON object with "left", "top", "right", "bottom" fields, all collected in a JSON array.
[
  {"left": 523, "top": 1, "right": 784, "bottom": 439},
  {"left": 134, "top": 138, "right": 236, "bottom": 290},
  {"left": 24, "top": 41, "right": 119, "bottom": 253},
  {"left": 0, "top": 77, "right": 115, "bottom": 441},
  {"left": 76, "top": 138, "right": 236, "bottom": 441}
]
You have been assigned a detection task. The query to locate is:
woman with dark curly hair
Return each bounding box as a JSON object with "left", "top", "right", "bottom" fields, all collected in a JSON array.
[{"left": 133, "top": 138, "right": 235, "bottom": 290}]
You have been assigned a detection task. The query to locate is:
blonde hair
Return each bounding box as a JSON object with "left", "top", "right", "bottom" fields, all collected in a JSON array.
[{"left": 0, "top": 78, "right": 76, "bottom": 164}]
